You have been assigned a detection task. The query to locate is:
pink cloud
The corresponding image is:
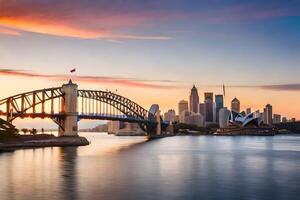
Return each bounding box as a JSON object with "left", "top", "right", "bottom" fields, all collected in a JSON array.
[
  {"left": 0, "top": 27, "right": 21, "bottom": 36},
  {"left": 0, "top": 69, "right": 178, "bottom": 89}
]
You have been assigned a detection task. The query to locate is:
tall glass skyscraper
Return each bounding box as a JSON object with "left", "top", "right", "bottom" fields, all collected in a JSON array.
[
  {"left": 189, "top": 85, "right": 199, "bottom": 113},
  {"left": 215, "top": 95, "right": 224, "bottom": 122}
]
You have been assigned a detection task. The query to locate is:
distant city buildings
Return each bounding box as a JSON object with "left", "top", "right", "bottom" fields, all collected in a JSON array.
[
  {"left": 189, "top": 85, "right": 199, "bottom": 113},
  {"left": 166, "top": 85, "right": 296, "bottom": 129},
  {"left": 231, "top": 97, "right": 240, "bottom": 113},
  {"left": 108, "top": 121, "right": 144, "bottom": 135}
]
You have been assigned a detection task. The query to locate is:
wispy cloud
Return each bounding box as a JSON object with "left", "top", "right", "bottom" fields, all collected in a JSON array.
[
  {"left": 0, "top": 27, "right": 21, "bottom": 36},
  {"left": 0, "top": 69, "right": 178, "bottom": 89},
  {"left": 229, "top": 84, "right": 300, "bottom": 91}
]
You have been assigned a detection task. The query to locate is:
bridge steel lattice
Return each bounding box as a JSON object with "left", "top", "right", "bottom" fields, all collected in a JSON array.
[{"left": 0, "top": 81, "right": 161, "bottom": 136}]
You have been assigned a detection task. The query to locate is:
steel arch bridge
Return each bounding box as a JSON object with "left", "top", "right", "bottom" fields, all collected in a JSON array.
[{"left": 0, "top": 81, "right": 163, "bottom": 136}]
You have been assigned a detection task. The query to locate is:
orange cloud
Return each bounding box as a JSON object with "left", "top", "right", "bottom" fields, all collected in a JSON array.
[{"left": 0, "top": 14, "right": 171, "bottom": 40}]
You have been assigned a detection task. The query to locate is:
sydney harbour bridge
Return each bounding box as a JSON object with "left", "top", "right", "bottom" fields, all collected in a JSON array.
[{"left": 0, "top": 80, "right": 167, "bottom": 136}]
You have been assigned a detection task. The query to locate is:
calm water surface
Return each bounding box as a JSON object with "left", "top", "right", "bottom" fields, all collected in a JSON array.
[{"left": 1, "top": 133, "right": 300, "bottom": 200}]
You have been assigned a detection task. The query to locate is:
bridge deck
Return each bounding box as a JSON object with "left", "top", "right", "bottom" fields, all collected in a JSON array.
[{"left": 0, "top": 112, "right": 155, "bottom": 124}]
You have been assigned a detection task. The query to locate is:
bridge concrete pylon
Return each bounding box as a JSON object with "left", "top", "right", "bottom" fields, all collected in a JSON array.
[{"left": 58, "top": 80, "right": 78, "bottom": 136}]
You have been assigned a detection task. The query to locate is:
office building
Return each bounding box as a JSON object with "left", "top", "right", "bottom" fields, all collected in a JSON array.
[
  {"left": 178, "top": 100, "right": 188, "bottom": 116},
  {"left": 264, "top": 104, "right": 273, "bottom": 126},
  {"left": 215, "top": 94, "right": 224, "bottom": 122},
  {"left": 231, "top": 97, "right": 240, "bottom": 113},
  {"left": 189, "top": 85, "right": 199, "bottom": 113}
]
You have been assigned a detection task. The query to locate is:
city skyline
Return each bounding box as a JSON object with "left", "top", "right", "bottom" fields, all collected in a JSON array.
[{"left": 1, "top": 0, "right": 300, "bottom": 127}]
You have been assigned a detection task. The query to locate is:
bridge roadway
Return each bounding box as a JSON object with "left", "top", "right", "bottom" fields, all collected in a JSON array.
[{"left": 0, "top": 112, "right": 154, "bottom": 124}]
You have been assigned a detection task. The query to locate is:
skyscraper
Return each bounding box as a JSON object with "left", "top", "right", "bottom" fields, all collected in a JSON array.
[
  {"left": 178, "top": 100, "right": 188, "bottom": 123},
  {"left": 215, "top": 95, "right": 224, "bottom": 122},
  {"left": 231, "top": 97, "right": 240, "bottom": 113},
  {"left": 264, "top": 104, "right": 273, "bottom": 126},
  {"left": 204, "top": 92, "right": 214, "bottom": 122},
  {"left": 189, "top": 85, "right": 199, "bottom": 113}
]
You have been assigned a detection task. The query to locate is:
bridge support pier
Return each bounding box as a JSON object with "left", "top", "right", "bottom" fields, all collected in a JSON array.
[
  {"left": 156, "top": 110, "right": 161, "bottom": 135},
  {"left": 58, "top": 80, "right": 78, "bottom": 137}
]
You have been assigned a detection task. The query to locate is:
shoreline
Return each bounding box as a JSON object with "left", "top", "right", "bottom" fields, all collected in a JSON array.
[{"left": 0, "top": 134, "right": 89, "bottom": 151}]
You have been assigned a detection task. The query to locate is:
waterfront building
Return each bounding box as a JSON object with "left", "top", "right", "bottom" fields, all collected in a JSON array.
[
  {"left": 273, "top": 114, "right": 281, "bottom": 124},
  {"left": 189, "top": 85, "right": 199, "bottom": 113},
  {"left": 291, "top": 118, "right": 296, "bottom": 122},
  {"left": 231, "top": 97, "right": 240, "bottom": 113},
  {"left": 178, "top": 100, "right": 188, "bottom": 116},
  {"left": 215, "top": 95, "right": 224, "bottom": 122},
  {"left": 264, "top": 104, "right": 273, "bottom": 126},
  {"left": 164, "top": 109, "right": 176, "bottom": 122}
]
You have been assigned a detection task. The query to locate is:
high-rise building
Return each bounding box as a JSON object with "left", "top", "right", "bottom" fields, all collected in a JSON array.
[
  {"left": 178, "top": 100, "right": 188, "bottom": 116},
  {"left": 246, "top": 108, "right": 251, "bottom": 115},
  {"left": 189, "top": 85, "right": 199, "bottom": 113},
  {"left": 273, "top": 114, "right": 281, "bottom": 124},
  {"left": 215, "top": 95, "right": 224, "bottom": 122},
  {"left": 231, "top": 97, "right": 240, "bottom": 113},
  {"left": 219, "top": 108, "right": 231, "bottom": 128},
  {"left": 164, "top": 109, "right": 176, "bottom": 122},
  {"left": 204, "top": 94, "right": 214, "bottom": 122},
  {"left": 264, "top": 104, "right": 273, "bottom": 126}
]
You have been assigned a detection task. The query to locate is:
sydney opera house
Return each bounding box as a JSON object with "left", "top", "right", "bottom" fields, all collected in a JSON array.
[{"left": 217, "top": 108, "right": 275, "bottom": 135}]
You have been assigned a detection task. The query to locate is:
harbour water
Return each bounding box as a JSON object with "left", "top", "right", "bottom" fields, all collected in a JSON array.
[{"left": 1, "top": 133, "right": 300, "bottom": 200}]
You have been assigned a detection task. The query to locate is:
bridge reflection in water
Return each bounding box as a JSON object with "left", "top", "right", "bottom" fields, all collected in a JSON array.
[{"left": 0, "top": 80, "right": 168, "bottom": 136}]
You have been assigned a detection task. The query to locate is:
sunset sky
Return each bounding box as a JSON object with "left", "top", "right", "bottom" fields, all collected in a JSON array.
[{"left": 0, "top": 0, "right": 300, "bottom": 128}]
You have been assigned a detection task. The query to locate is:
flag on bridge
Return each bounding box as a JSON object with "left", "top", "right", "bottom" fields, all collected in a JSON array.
[{"left": 70, "top": 68, "right": 76, "bottom": 73}]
